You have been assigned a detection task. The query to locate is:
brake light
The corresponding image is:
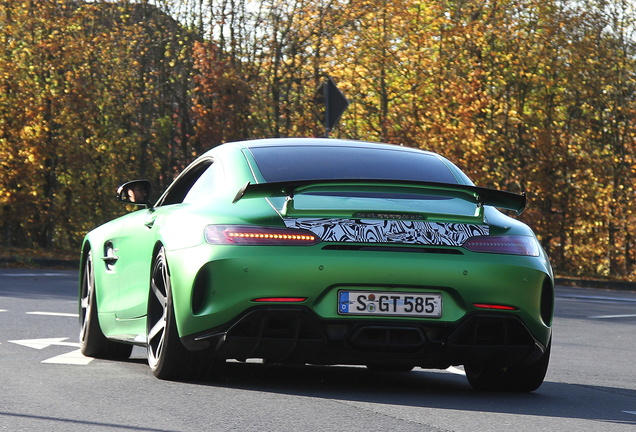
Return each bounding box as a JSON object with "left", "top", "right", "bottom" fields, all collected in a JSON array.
[
  {"left": 462, "top": 235, "right": 540, "bottom": 256},
  {"left": 474, "top": 303, "right": 518, "bottom": 311},
  {"left": 253, "top": 297, "right": 307, "bottom": 302},
  {"left": 204, "top": 225, "right": 319, "bottom": 245}
]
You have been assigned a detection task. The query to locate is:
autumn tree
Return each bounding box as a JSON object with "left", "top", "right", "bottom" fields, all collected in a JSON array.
[
  {"left": 0, "top": 1, "right": 199, "bottom": 249},
  {"left": 3, "top": 0, "right": 636, "bottom": 281}
]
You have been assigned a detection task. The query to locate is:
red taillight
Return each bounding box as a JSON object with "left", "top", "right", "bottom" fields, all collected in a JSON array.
[
  {"left": 462, "top": 235, "right": 540, "bottom": 256},
  {"left": 253, "top": 297, "right": 307, "bottom": 302},
  {"left": 474, "top": 303, "right": 518, "bottom": 311},
  {"left": 205, "top": 225, "right": 319, "bottom": 245}
]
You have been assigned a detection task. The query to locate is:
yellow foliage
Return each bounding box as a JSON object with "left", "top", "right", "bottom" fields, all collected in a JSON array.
[{"left": 1, "top": 0, "right": 636, "bottom": 278}]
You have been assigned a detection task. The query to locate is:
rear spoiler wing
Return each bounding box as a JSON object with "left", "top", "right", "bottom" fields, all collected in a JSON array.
[{"left": 233, "top": 179, "right": 526, "bottom": 215}]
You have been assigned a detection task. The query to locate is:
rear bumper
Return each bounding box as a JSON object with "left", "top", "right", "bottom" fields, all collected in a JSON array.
[
  {"left": 181, "top": 306, "right": 546, "bottom": 369},
  {"left": 168, "top": 241, "right": 553, "bottom": 348}
]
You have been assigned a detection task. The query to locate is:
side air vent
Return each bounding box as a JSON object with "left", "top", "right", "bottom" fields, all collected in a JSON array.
[
  {"left": 540, "top": 277, "right": 554, "bottom": 326},
  {"left": 191, "top": 269, "right": 211, "bottom": 316}
]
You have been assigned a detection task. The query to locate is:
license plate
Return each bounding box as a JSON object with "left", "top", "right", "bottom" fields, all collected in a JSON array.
[{"left": 338, "top": 291, "right": 442, "bottom": 318}]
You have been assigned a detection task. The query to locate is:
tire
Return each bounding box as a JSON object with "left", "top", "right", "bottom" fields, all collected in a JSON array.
[
  {"left": 79, "top": 250, "right": 132, "bottom": 359},
  {"left": 147, "top": 247, "right": 225, "bottom": 380},
  {"left": 465, "top": 339, "right": 551, "bottom": 392},
  {"left": 147, "top": 247, "right": 202, "bottom": 380}
]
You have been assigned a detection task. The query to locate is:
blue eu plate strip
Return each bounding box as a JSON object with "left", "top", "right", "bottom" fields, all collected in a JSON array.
[{"left": 339, "top": 291, "right": 349, "bottom": 313}]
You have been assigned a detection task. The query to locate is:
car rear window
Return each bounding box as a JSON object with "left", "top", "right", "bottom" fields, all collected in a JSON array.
[{"left": 249, "top": 145, "right": 458, "bottom": 184}]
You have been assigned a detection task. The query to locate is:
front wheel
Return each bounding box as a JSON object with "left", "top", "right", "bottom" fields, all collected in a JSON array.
[
  {"left": 79, "top": 250, "right": 132, "bottom": 359},
  {"left": 465, "top": 340, "right": 551, "bottom": 392}
]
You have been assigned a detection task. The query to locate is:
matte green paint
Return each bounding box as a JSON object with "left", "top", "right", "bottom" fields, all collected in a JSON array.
[
  {"left": 80, "top": 138, "right": 553, "bottom": 351},
  {"left": 162, "top": 239, "right": 551, "bottom": 346}
]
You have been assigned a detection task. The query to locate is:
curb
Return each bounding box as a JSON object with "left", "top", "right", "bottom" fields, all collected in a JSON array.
[
  {"left": 555, "top": 277, "right": 636, "bottom": 292},
  {"left": 0, "top": 257, "right": 80, "bottom": 270}
]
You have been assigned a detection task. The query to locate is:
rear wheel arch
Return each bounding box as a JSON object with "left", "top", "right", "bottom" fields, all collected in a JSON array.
[
  {"left": 146, "top": 244, "right": 224, "bottom": 380},
  {"left": 147, "top": 245, "right": 191, "bottom": 378},
  {"left": 149, "top": 242, "right": 183, "bottom": 334}
]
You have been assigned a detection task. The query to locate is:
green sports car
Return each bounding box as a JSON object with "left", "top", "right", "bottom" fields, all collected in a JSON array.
[{"left": 79, "top": 138, "right": 553, "bottom": 391}]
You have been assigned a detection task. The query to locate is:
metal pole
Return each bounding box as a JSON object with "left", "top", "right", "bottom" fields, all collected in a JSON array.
[{"left": 324, "top": 78, "right": 330, "bottom": 138}]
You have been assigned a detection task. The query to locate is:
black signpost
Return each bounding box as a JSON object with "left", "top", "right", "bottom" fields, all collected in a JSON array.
[{"left": 315, "top": 76, "right": 349, "bottom": 137}]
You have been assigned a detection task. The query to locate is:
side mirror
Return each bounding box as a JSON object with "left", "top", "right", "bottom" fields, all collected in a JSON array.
[{"left": 117, "top": 180, "right": 152, "bottom": 208}]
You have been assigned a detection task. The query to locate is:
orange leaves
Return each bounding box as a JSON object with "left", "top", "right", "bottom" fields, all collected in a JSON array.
[
  {"left": 190, "top": 40, "right": 251, "bottom": 151},
  {"left": 314, "top": 0, "right": 636, "bottom": 278},
  {"left": 1, "top": 0, "right": 636, "bottom": 278},
  {"left": 0, "top": 1, "right": 196, "bottom": 249}
]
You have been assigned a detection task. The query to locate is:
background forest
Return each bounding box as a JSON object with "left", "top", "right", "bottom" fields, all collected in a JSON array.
[{"left": 1, "top": 0, "right": 635, "bottom": 280}]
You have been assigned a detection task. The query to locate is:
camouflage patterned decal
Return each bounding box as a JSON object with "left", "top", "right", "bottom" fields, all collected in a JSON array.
[{"left": 283, "top": 218, "right": 489, "bottom": 246}]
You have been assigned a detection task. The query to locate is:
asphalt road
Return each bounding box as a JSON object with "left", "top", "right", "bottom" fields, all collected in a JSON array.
[{"left": 1, "top": 269, "right": 635, "bottom": 431}]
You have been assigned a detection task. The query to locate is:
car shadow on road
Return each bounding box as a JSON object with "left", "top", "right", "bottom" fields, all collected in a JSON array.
[{"left": 184, "top": 361, "right": 636, "bottom": 427}]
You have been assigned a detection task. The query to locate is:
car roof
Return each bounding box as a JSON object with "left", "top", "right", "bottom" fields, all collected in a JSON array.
[{"left": 236, "top": 137, "right": 436, "bottom": 155}]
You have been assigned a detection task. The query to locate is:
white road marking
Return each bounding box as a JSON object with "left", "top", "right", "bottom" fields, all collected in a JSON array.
[
  {"left": 8, "top": 337, "right": 80, "bottom": 350},
  {"left": 8, "top": 337, "right": 93, "bottom": 365},
  {"left": 589, "top": 314, "right": 636, "bottom": 319},
  {"left": 623, "top": 411, "right": 636, "bottom": 416},
  {"left": 26, "top": 311, "right": 79, "bottom": 318},
  {"left": 445, "top": 366, "right": 466, "bottom": 375},
  {"left": 41, "top": 349, "right": 94, "bottom": 365},
  {"left": 0, "top": 309, "right": 6, "bottom": 312},
  {"left": 2, "top": 273, "right": 69, "bottom": 277}
]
